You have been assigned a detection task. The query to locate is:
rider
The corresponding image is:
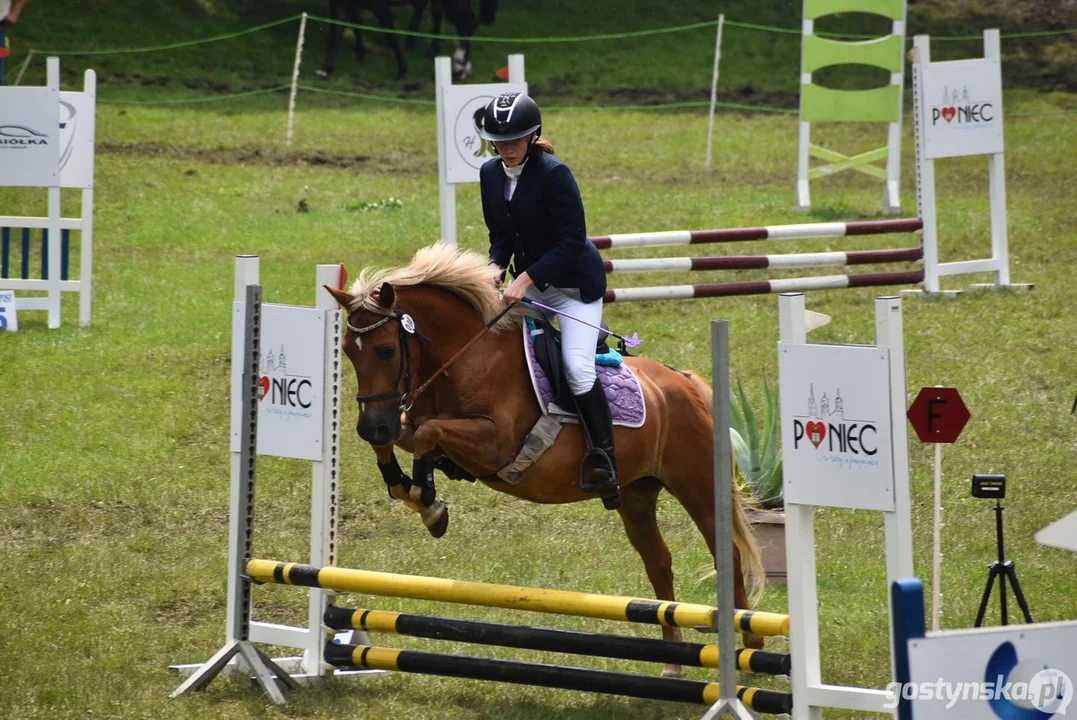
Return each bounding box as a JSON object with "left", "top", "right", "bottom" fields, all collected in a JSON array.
[{"left": 476, "top": 91, "right": 620, "bottom": 510}]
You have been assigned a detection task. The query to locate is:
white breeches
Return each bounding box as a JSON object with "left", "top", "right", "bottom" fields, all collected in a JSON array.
[{"left": 525, "top": 284, "right": 603, "bottom": 396}]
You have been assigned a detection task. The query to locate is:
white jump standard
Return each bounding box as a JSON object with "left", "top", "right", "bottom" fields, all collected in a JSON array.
[
  {"left": 904, "top": 29, "right": 1032, "bottom": 296},
  {"left": 170, "top": 256, "right": 373, "bottom": 691},
  {"left": 0, "top": 56, "right": 96, "bottom": 328},
  {"left": 778, "top": 292, "right": 915, "bottom": 719}
]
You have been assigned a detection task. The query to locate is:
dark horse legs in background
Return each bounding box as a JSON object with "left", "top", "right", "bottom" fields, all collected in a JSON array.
[
  {"left": 407, "top": 0, "right": 499, "bottom": 76},
  {"left": 423, "top": 0, "right": 498, "bottom": 78},
  {"left": 317, "top": 0, "right": 497, "bottom": 81},
  {"left": 318, "top": 0, "right": 409, "bottom": 80},
  {"left": 408, "top": 0, "right": 477, "bottom": 57}
]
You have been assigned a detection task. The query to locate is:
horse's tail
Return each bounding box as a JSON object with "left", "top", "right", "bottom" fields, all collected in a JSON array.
[
  {"left": 732, "top": 472, "right": 766, "bottom": 609},
  {"left": 479, "top": 0, "right": 498, "bottom": 25},
  {"left": 685, "top": 371, "right": 766, "bottom": 609}
]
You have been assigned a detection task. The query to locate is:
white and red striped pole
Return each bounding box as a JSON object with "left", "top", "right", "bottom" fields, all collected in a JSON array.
[{"left": 590, "top": 217, "right": 922, "bottom": 251}]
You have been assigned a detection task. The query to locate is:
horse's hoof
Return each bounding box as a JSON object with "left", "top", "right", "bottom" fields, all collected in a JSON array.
[
  {"left": 661, "top": 664, "right": 685, "bottom": 678},
  {"left": 743, "top": 631, "right": 765, "bottom": 649},
  {"left": 427, "top": 507, "right": 449, "bottom": 538},
  {"left": 315, "top": 69, "right": 330, "bottom": 80}
]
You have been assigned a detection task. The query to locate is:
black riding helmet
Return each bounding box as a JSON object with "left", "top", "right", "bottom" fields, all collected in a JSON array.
[{"left": 478, "top": 92, "right": 542, "bottom": 143}]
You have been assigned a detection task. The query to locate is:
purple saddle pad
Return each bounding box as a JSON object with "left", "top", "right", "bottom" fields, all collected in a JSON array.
[{"left": 521, "top": 322, "right": 646, "bottom": 428}]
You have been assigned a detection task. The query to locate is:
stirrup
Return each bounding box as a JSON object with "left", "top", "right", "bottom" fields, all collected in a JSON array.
[
  {"left": 578, "top": 447, "right": 616, "bottom": 491},
  {"left": 578, "top": 448, "right": 621, "bottom": 510}
]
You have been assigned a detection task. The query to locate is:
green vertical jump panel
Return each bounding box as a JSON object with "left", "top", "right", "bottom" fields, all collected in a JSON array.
[
  {"left": 801, "top": 85, "right": 902, "bottom": 123},
  {"left": 804, "top": 0, "right": 905, "bottom": 21},
  {"left": 802, "top": 34, "right": 905, "bottom": 74},
  {"left": 795, "top": 0, "right": 907, "bottom": 213}
]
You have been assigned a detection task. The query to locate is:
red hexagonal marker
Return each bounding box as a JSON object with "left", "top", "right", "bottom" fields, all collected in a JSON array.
[
  {"left": 907, "top": 386, "right": 970, "bottom": 444},
  {"left": 908, "top": 386, "right": 971, "bottom": 632}
]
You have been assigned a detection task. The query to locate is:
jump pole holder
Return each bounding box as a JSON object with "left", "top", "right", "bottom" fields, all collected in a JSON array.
[
  {"left": 170, "top": 283, "right": 298, "bottom": 704},
  {"left": 702, "top": 318, "right": 755, "bottom": 719}
]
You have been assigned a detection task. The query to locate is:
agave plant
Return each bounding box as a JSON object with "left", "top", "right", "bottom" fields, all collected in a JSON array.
[{"left": 729, "top": 372, "right": 783, "bottom": 510}]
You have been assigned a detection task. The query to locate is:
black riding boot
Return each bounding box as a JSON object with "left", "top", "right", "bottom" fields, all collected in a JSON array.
[{"left": 573, "top": 378, "right": 621, "bottom": 510}]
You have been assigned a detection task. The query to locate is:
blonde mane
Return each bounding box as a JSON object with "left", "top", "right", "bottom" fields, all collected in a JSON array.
[{"left": 346, "top": 243, "right": 522, "bottom": 332}]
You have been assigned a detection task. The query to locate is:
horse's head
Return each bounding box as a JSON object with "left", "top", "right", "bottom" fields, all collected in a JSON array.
[
  {"left": 326, "top": 242, "right": 515, "bottom": 447},
  {"left": 325, "top": 281, "right": 418, "bottom": 447}
]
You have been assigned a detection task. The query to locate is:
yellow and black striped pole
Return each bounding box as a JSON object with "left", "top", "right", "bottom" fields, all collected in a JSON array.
[
  {"left": 733, "top": 609, "right": 790, "bottom": 638},
  {"left": 248, "top": 560, "right": 790, "bottom": 636},
  {"left": 325, "top": 605, "right": 791, "bottom": 676},
  {"left": 324, "top": 642, "right": 793, "bottom": 715}
]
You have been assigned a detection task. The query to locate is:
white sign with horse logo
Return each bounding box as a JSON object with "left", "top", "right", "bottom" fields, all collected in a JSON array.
[
  {"left": 441, "top": 80, "right": 528, "bottom": 184},
  {"left": 778, "top": 342, "right": 895, "bottom": 512},
  {"left": 230, "top": 303, "right": 327, "bottom": 461}
]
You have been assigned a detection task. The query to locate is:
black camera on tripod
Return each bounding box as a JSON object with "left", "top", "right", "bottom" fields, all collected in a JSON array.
[
  {"left": 971, "top": 473, "right": 1033, "bottom": 627},
  {"left": 972, "top": 473, "right": 1005, "bottom": 499}
]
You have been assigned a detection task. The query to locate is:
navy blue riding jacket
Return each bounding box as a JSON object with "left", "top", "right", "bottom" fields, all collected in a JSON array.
[{"left": 479, "top": 149, "right": 607, "bottom": 303}]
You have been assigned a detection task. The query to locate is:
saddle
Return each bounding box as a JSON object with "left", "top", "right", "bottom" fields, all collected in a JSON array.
[
  {"left": 527, "top": 313, "right": 612, "bottom": 412},
  {"left": 435, "top": 314, "right": 646, "bottom": 489},
  {"left": 521, "top": 313, "right": 645, "bottom": 429}
]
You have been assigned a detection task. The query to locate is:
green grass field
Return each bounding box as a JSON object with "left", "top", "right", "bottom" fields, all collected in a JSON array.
[{"left": 2, "top": 2, "right": 1077, "bottom": 718}]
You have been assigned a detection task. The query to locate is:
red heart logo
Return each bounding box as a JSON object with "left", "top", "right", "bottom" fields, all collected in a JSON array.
[
  {"left": 258, "top": 376, "right": 270, "bottom": 401},
  {"left": 941, "top": 106, "right": 956, "bottom": 123},
  {"left": 805, "top": 421, "right": 826, "bottom": 449}
]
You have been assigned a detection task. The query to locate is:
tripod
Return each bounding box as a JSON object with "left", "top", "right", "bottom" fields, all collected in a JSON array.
[{"left": 974, "top": 497, "right": 1033, "bottom": 627}]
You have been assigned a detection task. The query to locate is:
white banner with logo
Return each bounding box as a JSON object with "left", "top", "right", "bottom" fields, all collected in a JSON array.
[
  {"left": 920, "top": 57, "right": 1004, "bottom": 159},
  {"left": 778, "top": 342, "right": 895, "bottom": 512},
  {"left": 904, "top": 621, "right": 1077, "bottom": 718},
  {"left": 58, "top": 91, "right": 96, "bottom": 189},
  {"left": 441, "top": 81, "right": 527, "bottom": 184},
  {"left": 0, "top": 88, "right": 60, "bottom": 187},
  {"left": 230, "top": 303, "right": 327, "bottom": 461}
]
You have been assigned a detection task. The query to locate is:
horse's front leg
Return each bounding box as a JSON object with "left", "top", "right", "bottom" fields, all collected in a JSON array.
[
  {"left": 425, "top": 0, "right": 443, "bottom": 58},
  {"left": 405, "top": 0, "right": 428, "bottom": 51},
  {"left": 369, "top": 1, "right": 407, "bottom": 79},
  {"left": 368, "top": 425, "right": 451, "bottom": 537},
  {"left": 317, "top": 0, "right": 346, "bottom": 78},
  {"left": 409, "top": 415, "right": 513, "bottom": 536}
]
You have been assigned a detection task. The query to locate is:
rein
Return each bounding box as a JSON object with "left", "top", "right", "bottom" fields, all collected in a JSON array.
[
  {"left": 349, "top": 300, "right": 519, "bottom": 413},
  {"left": 403, "top": 301, "right": 518, "bottom": 410}
]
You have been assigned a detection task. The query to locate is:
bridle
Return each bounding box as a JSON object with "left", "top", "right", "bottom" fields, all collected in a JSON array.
[
  {"left": 348, "top": 309, "right": 421, "bottom": 413},
  {"left": 346, "top": 299, "right": 519, "bottom": 415}
]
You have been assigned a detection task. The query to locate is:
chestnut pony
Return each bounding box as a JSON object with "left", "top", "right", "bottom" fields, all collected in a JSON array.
[{"left": 325, "top": 243, "right": 766, "bottom": 666}]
